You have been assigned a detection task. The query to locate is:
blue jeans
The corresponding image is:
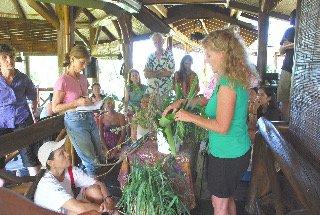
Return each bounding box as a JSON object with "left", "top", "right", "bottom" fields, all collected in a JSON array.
[{"left": 64, "top": 111, "right": 104, "bottom": 176}]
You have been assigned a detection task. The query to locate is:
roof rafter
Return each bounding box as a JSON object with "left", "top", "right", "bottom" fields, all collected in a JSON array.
[
  {"left": 82, "top": 8, "right": 116, "bottom": 41},
  {"left": 11, "top": 0, "right": 26, "bottom": 19},
  {"left": 26, "top": 0, "right": 59, "bottom": 29},
  {"left": 148, "top": 5, "right": 201, "bottom": 49},
  {"left": 229, "top": 1, "right": 289, "bottom": 20},
  {"left": 165, "top": 5, "right": 256, "bottom": 32}
]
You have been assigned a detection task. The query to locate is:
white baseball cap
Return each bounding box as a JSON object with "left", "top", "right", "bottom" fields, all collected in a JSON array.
[{"left": 38, "top": 138, "right": 66, "bottom": 168}]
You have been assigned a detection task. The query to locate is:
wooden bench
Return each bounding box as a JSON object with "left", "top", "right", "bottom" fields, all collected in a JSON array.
[{"left": 247, "top": 117, "right": 320, "bottom": 215}]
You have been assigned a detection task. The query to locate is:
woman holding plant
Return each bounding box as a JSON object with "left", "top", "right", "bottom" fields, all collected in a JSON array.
[{"left": 163, "top": 28, "right": 255, "bottom": 215}]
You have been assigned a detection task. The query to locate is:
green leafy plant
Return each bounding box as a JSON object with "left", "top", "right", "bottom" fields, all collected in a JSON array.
[
  {"left": 118, "top": 160, "right": 190, "bottom": 215},
  {"left": 159, "top": 77, "right": 201, "bottom": 155}
]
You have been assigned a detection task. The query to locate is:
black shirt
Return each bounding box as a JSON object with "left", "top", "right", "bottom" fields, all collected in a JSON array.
[{"left": 280, "top": 27, "right": 295, "bottom": 72}]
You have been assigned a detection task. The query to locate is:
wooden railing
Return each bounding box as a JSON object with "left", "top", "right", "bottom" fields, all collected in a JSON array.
[
  {"left": 0, "top": 115, "right": 65, "bottom": 186},
  {"left": 247, "top": 117, "right": 320, "bottom": 215}
]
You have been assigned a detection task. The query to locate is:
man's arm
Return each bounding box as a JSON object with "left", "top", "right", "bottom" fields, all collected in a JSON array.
[{"left": 279, "top": 40, "right": 294, "bottom": 55}]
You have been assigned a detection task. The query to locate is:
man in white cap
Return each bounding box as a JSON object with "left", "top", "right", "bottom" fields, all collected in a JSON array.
[{"left": 34, "top": 139, "right": 118, "bottom": 215}]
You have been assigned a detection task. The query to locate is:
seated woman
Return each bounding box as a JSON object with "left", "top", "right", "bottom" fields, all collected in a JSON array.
[
  {"left": 131, "top": 94, "right": 151, "bottom": 141},
  {"left": 99, "top": 97, "right": 126, "bottom": 159},
  {"left": 34, "top": 139, "right": 119, "bottom": 215},
  {"left": 257, "top": 86, "right": 281, "bottom": 121},
  {"left": 124, "top": 69, "right": 147, "bottom": 114},
  {"left": 173, "top": 55, "right": 199, "bottom": 98},
  {"left": 90, "top": 83, "right": 105, "bottom": 104}
]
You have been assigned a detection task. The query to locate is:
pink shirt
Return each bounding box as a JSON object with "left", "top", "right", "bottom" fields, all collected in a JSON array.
[{"left": 54, "top": 74, "right": 89, "bottom": 104}]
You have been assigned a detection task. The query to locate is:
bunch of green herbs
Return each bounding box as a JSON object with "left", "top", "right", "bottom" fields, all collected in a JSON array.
[{"left": 118, "top": 160, "right": 190, "bottom": 215}]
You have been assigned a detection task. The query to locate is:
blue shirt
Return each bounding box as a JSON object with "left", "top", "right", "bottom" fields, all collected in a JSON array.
[
  {"left": 280, "top": 27, "right": 295, "bottom": 72},
  {"left": 0, "top": 70, "right": 37, "bottom": 128}
]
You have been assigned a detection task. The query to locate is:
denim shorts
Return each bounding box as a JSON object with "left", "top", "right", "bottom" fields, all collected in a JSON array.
[{"left": 64, "top": 111, "right": 104, "bottom": 176}]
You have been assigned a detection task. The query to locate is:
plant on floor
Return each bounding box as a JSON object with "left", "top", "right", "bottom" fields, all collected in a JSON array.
[{"left": 118, "top": 160, "right": 190, "bottom": 215}]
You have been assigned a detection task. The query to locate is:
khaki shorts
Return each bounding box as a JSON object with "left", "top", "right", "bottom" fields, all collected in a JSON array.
[{"left": 277, "top": 70, "right": 292, "bottom": 102}]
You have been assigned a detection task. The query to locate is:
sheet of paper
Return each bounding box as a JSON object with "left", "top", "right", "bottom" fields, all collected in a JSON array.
[{"left": 76, "top": 100, "right": 103, "bottom": 112}]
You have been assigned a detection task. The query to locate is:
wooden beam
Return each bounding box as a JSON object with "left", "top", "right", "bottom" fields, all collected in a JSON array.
[
  {"left": 112, "top": 19, "right": 122, "bottom": 38},
  {"left": 257, "top": 3, "right": 269, "bottom": 81},
  {"left": 83, "top": 9, "right": 116, "bottom": 41},
  {"left": 11, "top": 0, "right": 26, "bottom": 19},
  {"left": 94, "top": 26, "right": 102, "bottom": 45},
  {"left": 0, "top": 115, "right": 64, "bottom": 157},
  {"left": 260, "top": 0, "right": 283, "bottom": 13},
  {"left": 101, "top": 26, "right": 116, "bottom": 41},
  {"left": 149, "top": 5, "right": 201, "bottom": 49},
  {"left": 200, "top": 19, "right": 209, "bottom": 34},
  {"left": 165, "top": 5, "right": 256, "bottom": 32},
  {"left": 75, "top": 29, "right": 91, "bottom": 47},
  {"left": 142, "top": 0, "right": 227, "bottom": 4},
  {"left": 43, "top": 2, "right": 55, "bottom": 15},
  {"left": 91, "top": 15, "right": 116, "bottom": 28},
  {"left": 133, "top": 5, "right": 170, "bottom": 33},
  {"left": 26, "top": 0, "right": 59, "bottom": 29},
  {"left": 73, "top": 7, "right": 83, "bottom": 20},
  {"left": 229, "top": 1, "right": 290, "bottom": 20}
]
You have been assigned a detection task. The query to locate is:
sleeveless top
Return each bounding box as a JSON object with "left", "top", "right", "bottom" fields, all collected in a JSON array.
[{"left": 205, "top": 75, "right": 251, "bottom": 158}]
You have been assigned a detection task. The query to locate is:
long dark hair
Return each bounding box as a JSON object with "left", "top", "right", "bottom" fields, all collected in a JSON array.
[
  {"left": 178, "top": 55, "right": 193, "bottom": 73},
  {"left": 129, "top": 69, "right": 142, "bottom": 88}
]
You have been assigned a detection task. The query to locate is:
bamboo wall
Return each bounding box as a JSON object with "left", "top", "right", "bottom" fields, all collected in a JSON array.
[{"left": 290, "top": 0, "right": 320, "bottom": 157}]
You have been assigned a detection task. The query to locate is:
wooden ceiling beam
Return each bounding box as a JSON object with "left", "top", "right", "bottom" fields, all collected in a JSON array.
[
  {"left": 43, "top": 2, "right": 55, "bottom": 15},
  {"left": 11, "top": 0, "right": 26, "bottom": 19},
  {"left": 142, "top": 0, "right": 227, "bottom": 5},
  {"left": 82, "top": 9, "right": 116, "bottom": 41},
  {"left": 74, "top": 29, "right": 90, "bottom": 47},
  {"left": 148, "top": 5, "right": 201, "bottom": 49},
  {"left": 165, "top": 5, "right": 256, "bottom": 32},
  {"left": 133, "top": 5, "right": 170, "bottom": 33},
  {"left": 101, "top": 26, "right": 116, "bottom": 41},
  {"left": 26, "top": 0, "right": 59, "bottom": 29},
  {"left": 229, "top": 1, "right": 289, "bottom": 20},
  {"left": 260, "top": 0, "right": 283, "bottom": 13},
  {"left": 112, "top": 20, "right": 122, "bottom": 38},
  {"left": 200, "top": 19, "right": 209, "bottom": 34}
]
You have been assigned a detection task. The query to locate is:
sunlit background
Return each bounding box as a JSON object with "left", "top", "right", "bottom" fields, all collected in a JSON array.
[{"left": 15, "top": 18, "right": 292, "bottom": 101}]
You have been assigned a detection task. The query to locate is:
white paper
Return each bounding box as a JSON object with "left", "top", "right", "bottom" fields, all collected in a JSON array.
[{"left": 76, "top": 100, "right": 103, "bottom": 112}]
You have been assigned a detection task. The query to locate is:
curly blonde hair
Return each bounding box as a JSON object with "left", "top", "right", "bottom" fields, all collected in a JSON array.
[{"left": 202, "top": 27, "right": 256, "bottom": 89}]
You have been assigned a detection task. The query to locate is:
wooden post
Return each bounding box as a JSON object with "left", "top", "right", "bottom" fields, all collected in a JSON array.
[
  {"left": 118, "top": 14, "right": 133, "bottom": 112},
  {"left": 56, "top": 4, "right": 75, "bottom": 74},
  {"left": 167, "top": 35, "right": 173, "bottom": 50},
  {"left": 257, "top": 9, "right": 269, "bottom": 83},
  {"left": 24, "top": 54, "right": 30, "bottom": 78}
]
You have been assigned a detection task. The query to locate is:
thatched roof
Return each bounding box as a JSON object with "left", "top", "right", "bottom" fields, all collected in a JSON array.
[{"left": 0, "top": 0, "right": 297, "bottom": 56}]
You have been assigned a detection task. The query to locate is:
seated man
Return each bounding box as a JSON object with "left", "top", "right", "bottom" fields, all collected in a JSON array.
[{"left": 34, "top": 139, "right": 118, "bottom": 215}]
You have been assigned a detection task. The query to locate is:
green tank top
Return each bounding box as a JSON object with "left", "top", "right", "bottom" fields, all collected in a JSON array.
[{"left": 205, "top": 76, "right": 251, "bottom": 158}]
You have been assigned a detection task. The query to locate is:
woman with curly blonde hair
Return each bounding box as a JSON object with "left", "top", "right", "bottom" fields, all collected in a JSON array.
[{"left": 163, "top": 28, "right": 255, "bottom": 215}]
